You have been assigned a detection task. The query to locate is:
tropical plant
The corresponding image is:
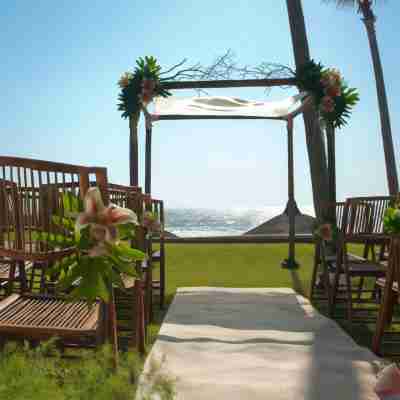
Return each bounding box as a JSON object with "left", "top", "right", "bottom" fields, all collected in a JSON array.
[
  {"left": 383, "top": 197, "right": 400, "bottom": 234},
  {"left": 36, "top": 187, "right": 145, "bottom": 304},
  {"left": 323, "top": 0, "right": 398, "bottom": 194}
]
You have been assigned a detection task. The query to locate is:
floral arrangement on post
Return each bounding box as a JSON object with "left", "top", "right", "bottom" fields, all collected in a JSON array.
[
  {"left": 296, "top": 60, "right": 359, "bottom": 128},
  {"left": 41, "top": 188, "right": 145, "bottom": 304},
  {"left": 314, "top": 222, "right": 338, "bottom": 242},
  {"left": 143, "top": 211, "right": 162, "bottom": 234},
  {"left": 117, "top": 56, "right": 172, "bottom": 119}
]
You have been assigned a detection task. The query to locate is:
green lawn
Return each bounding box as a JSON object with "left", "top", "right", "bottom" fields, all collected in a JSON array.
[
  {"left": 163, "top": 243, "right": 316, "bottom": 296},
  {"left": 150, "top": 242, "right": 378, "bottom": 352},
  {"left": 0, "top": 242, "right": 390, "bottom": 400}
]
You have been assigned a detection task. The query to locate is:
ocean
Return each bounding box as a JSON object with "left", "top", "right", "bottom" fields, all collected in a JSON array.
[{"left": 164, "top": 206, "right": 315, "bottom": 237}]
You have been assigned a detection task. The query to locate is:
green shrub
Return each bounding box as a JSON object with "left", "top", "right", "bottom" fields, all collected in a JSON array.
[{"left": 0, "top": 341, "right": 174, "bottom": 400}]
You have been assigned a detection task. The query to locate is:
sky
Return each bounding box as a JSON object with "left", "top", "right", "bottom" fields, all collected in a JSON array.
[{"left": 1, "top": 1, "right": 399, "bottom": 210}]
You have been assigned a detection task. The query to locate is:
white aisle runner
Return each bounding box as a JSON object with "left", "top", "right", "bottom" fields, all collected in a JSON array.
[{"left": 138, "top": 288, "right": 380, "bottom": 400}]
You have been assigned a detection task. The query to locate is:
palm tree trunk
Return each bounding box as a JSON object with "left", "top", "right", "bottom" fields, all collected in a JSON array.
[
  {"left": 286, "top": 0, "right": 330, "bottom": 220},
  {"left": 361, "top": 5, "right": 398, "bottom": 195},
  {"left": 129, "top": 112, "right": 140, "bottom": 187}
]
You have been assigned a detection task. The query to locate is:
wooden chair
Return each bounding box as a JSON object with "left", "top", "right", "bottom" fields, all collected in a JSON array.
[
  {"left": 148, "top": 198, "right": 166, "bottom": 310},
  {"left": 0, "top": 156, "right": 143, "bottom": 360},
  {"left": 106, "top": 183, "right": 147, "bottom": 351},
  {"left": 310, "top": 202, "right": 346, "bottom": 308},
  {"left": 310, "top": 200, "right": 380, "bottom": 314},
  {"left": 372, "top": 235, "right": 400, "bottom": 355},
  {"left": 0, "top": 179, "right": 33, "bottom": 297},
  {"left": 330, "top": 196, "right": 393, "bottom": 323}
]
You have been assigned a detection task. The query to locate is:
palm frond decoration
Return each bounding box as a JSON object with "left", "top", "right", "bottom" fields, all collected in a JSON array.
[
  {"left": 322, "top": 0, "right": 383, "bottom": 15},
  {"left": 117, "top": 56, "right": 172, "bottom": 119},
  {"left": 296, "top": 60, "right": 359, "bottom": 128}
]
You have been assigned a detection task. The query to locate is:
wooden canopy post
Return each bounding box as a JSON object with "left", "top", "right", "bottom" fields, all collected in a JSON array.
[
  {"left": 144, "top": 119, "right": 152, "bottom": 195},
  {"left": 282, "top": 118, "right": 299, "bottom": 269},
  {"left": 129, "top": 113, "right": 140, "bottom": 187},
  {"left": 326, "top": 123, "right": 336, "bottom": 207}
]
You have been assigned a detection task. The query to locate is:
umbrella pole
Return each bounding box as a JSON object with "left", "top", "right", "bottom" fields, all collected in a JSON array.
[{"left": 282, "top": 118, "right": 299, "bottom": 269}]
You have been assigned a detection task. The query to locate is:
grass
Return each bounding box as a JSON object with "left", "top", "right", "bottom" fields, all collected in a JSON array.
[
  {"left": 0, "top": 341, "right": 175, "bottom": 400},
  {"left": 0, "top": 242, "right": 390, "bottom": 399}
]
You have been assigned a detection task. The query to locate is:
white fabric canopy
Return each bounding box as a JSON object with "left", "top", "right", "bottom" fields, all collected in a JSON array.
[{"left": 151, "top": 93, "right": 309, "bottom": 120}]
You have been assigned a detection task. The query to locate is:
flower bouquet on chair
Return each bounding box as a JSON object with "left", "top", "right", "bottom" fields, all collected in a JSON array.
[{"left": 35, "top": 187, "right": 145, "bottom": 304}]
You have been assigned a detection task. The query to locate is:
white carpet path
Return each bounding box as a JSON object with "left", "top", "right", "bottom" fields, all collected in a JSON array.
[{"left": 137, "top": 287, "right": 381, "bottom": 399}]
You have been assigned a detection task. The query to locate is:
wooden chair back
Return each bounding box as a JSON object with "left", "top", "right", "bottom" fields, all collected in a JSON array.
[
  {"left": 0, "top": 156, "right": 117, "bottom": 350},
  {"left": 343, "top": 196, "right": 394, "bottom": 239},
  {"left": 335, "top": 202, "right": 346, "bottom": 231},
  {"left": 0, "top": 156, "right": 107, "bottom": 263},
  {"left": 319, "top": 201, "right": 346, "bottom": 230}
]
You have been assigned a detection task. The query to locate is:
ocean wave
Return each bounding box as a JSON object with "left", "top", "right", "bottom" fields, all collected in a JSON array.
[{"left": 165, "top": 205, "right": 314, "bottom": 237}]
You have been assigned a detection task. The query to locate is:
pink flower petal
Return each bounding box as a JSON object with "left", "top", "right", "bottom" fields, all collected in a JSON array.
[
  {"left": 75, "top": 212, "right": 92, "bottom": 232},
  {"left": 104, "top": 206, "right": 138, "bottom": 225},
  {"left": 84, "top": 187, "right": 105, "bottom": 216},
  {"left": 375, "top": 364, "right": 400, "bottom": 398}
]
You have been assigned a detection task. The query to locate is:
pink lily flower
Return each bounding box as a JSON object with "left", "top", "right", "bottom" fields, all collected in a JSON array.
[
  {"left": 315, "top": 223, "right": 333, "bottom": 241},
  {"left": 76, "top": 187, "right": 138, "bottom": 256},
  {"left": 320, "top": 96, "right": 335, "bottom": 114},
  {"left": 375, "top": 363, "right": 400, "bottom": 399}
]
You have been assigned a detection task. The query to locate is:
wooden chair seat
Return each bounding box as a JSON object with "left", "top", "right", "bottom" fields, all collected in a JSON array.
[
  {"left": 325, "top": 253, "right": 364, "bottom": 263},
  {"left": 0, "top": 294, "right": 99, "bottom": 340},
  {"left": 330, "top": 260, "right": 386, "bottom": 276},
  {"left": 325, "top": 253, "right": 366, "bottom": 273}
]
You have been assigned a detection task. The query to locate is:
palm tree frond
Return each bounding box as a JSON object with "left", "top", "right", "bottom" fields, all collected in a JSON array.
[
  {"left": 322, "top": 0, "right": 383, "bottom": 9},
  {"left": 322, "top": 0, "right": 359, "bottom": 7}
]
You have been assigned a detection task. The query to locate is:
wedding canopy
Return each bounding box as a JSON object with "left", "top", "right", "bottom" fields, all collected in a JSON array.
[
  {"left": 151, "top": 93, "right": 309, "bottom": 121},
  {"left": 146, "top": 92, "right": 312, "bottom": 269}
]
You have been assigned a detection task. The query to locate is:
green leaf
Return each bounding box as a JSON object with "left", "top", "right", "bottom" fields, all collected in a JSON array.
[
  {"left": 62, "top": 192, "right": 81, "bottom": 213},
  {"left": 109, "top": 268, "right": 126, "bottom": 289},
  {"left": 113, "top": 243, "right": 145, "bottom": 261},
  {"left": 77, "top": 227, "right": 94, "bottom": 250},
  {"left": 68, "top": 258, "right": 111, "bottom": 303},
  {"left": 107, "top": 253, "right": 137, "bottom": 277},
  {"left": 56, "top": 261, "right": 82, "bottom": 290},
  {"left": 52, "top": 215, "right": 75, "bottom": 232},
  {"left": 117, "top": 223, "right": 136, "bottom": 240}
]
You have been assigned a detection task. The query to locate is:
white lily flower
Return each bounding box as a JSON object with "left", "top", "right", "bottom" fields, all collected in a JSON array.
[{"left": 76, "top": 187, "right": 138, "bottom": 256}]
